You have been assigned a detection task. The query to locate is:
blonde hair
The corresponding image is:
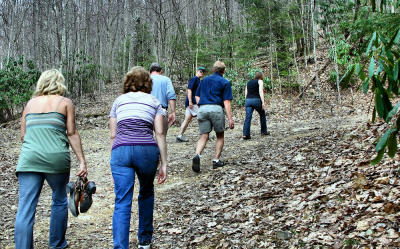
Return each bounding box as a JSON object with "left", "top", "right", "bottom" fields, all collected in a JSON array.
[
  {"left": 212, "top": 60, "right": 226, "bottom": 74},
  {"left": 34, "top": 69, "right": 67, "bottom": 96}
]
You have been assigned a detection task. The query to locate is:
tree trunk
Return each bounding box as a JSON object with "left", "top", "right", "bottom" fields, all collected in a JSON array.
[
  {"left": 311, "top": 0, "right": 321, "bottom": 99},
  {"left": 267, "top": 0, "right": 274, "bottom": 111},
  {"left": 331, "top": 26, "right": 341, "bottom": 104},
  {"left": 288, "top": 11, "right": 303, "bottom": 94},
  {"left": 274, "top": 45, "right": 282, "bottom": 96},
  {"left": 300, "top": 0, "right": 308, "bottom": 67},
  {"left": 354, "top": 0, "right": 360, "bottom": 21}
]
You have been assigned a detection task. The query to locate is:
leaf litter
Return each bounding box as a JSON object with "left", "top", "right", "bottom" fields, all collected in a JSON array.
[{"left": 0, "top": 85, "right": 400, "bottom": 248}]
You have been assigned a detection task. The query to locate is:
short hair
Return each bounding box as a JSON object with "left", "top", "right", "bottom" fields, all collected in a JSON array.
[
  {"left": 34, "top": 69, "right": 67, "bottom": 96},
  {"left": 212, "top": 61, "right": 225, "bottom": 74},
  {"left": 123, "top": 66, "right": 152, "bottom": 94},
  {"left": 254, "top": 72, "right": 264, "bottom": 80},
  {"left": 149, "top": 62, "right": 162, "bottom": 73}
]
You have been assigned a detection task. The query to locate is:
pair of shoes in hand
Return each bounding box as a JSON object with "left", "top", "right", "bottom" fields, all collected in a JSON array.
[{"left": 66, "top": 176, "right": 96, "bottom": 217}]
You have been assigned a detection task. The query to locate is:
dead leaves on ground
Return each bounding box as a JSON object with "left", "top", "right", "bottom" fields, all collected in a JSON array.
[
  {"left": 1, "top": 90, "right": 400, "bottom": 248},
  {"left": 155, "top": 97, "right": 400, "bottom": 248}
]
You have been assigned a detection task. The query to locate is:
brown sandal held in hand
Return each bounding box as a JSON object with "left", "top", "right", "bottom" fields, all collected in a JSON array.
[
  {"left": 80, "top": 180, "right": 96, "bottom": 213},
  {"left": 66, "top": 176, "right": 96, "bottom": 216}
]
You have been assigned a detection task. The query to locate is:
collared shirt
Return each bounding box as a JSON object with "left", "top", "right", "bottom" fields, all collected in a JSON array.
[
  {"left": 150, "top": 74, "right": 177, "bottom": 108},
  {"left": 195, "top": 72, "right": 233, "bottom": 106},
  {"left": 185, "top": 76, "right": 201, "bottom": 107}
]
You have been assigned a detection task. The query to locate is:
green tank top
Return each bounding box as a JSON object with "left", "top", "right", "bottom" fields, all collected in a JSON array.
[{"left": 16, "top": 111, "right": 71, "bottom": 174}]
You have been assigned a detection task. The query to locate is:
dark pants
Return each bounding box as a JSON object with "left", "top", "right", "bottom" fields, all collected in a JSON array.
[{"left": 242, "top": 98, "right": 267, "bottom": 137}]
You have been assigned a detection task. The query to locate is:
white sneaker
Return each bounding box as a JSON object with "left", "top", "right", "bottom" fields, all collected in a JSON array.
[
  {"left": 138, "top": 243, "right": 150, "bottom": 249},
  {"left": 176, "top": 135, "right": 189, "bottom": 142}
]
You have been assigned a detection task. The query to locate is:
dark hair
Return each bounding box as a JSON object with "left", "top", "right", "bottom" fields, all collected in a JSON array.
[
  {"left": 149, "top": 62, "right": 162, "bottom": 73},
  {"left": 254, "top": 72, "right": 264, "bottom": 80},
  {"left": 123, "top": 66, "right": 152, "bottom": 93}
]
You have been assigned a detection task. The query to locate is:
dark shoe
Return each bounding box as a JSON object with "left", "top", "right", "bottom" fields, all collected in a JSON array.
[
  {"left": 261, "top": 131, "right": 270, "bottom": 136},
  {"left": 66, "top": 182, "right": 79, "bottom": 217},
  {"left": 80, "top": 181, "right": 96, "bottom": 213},
  {"left": 213, "top": 160, "right": 225, "bottom": 169},
  {"left": 192, "top": 155, "right": 200, "bottom": 173},
  {"left": 242, "top": 136, "right": 251, "bottom": 140},
  {"left": 176, "top": 135, "right": 189, "bottom": 142}
]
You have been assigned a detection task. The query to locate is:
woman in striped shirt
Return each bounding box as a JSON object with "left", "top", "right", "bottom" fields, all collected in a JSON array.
[{"left": 109, "top": 66, "right": 167, "bottom": 249}]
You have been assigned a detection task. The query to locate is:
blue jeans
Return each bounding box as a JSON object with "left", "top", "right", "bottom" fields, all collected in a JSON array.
[
  {"left": 110, "top": 145, "right": 159, "bottom": 249},
  {"left": 15, "top": 172, "right": 69, "bottom": 249},
  {"left": 243, "top": 98, "right": 267, "bottom": 137}
]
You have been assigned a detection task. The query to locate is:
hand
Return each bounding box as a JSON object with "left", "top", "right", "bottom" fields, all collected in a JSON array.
[
  {"left": 168, "top": 112, "right": 176, "bottom": 127},
  {"left": 189, "top": 103, "right": 194, "bottom": 109},
  {"left": 76, "top": 162, "right": 88, "bottom": 177},
  {"left": 262, "top": 103, "right": 266, "bottom": 110},
  {"left": 228, "top": 118, "right": 234, "bottom": 129},
  {"left": 158, "top": 164, "right": 167, "bottom": 184}
]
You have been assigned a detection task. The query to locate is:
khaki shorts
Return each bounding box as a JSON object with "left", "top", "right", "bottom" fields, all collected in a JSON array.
[
  {"left": 185, "top": 104, "right": 199, "bottom": 117},
  {"left": 197, "top": 105, "right": 225, "bottom": 134}
]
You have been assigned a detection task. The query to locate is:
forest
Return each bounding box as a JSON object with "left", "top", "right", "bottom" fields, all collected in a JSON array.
[
  {"left": 1, "top": 0, "right": 399, "bottom": 109},
  {"left": 1, "top": 0, "right": 400, "bottom": 248}
]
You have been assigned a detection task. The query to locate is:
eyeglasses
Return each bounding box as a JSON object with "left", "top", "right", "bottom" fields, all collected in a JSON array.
[{"left": 200, "top": 70, "right": 205, "bottom": 73}]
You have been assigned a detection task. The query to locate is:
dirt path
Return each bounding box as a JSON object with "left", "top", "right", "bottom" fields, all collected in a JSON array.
[{"left": 2, "top": 90, "right": 400, "bottom": 248}]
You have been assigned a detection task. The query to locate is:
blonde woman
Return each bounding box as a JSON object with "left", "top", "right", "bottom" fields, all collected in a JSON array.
[
  {"left": 242, "top": 71, "right": 270, "bottom": 139},
  {"left": 14, "top": 69, "right": 87, "bottom": 249}
]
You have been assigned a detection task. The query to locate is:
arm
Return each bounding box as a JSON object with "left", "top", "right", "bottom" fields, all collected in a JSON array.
[
  {"left": 154, "top": 114, "right": 167, "bottom": 184},
  {"left": 195, "top": 84, "right": 201, "bottom": 104},
  {"left": 258, "top": 80, "right": 266, "bottom": 110},
  {"left": 187, "top": 89, "right": 194, "bottom": 109},
  {"left": 245, "top": 85, "right": 248, "bottom": 99},
  {"left": 168, "top": 99, "right": 176, "bottom": 126},
  {"left": 66, "top": 99, "right": 87, "bottom": 177},
  {"left": 109, "top": 117, "right": 117, "bottom": 148},
  {"left": 223, "top": 100, "right": 234, "bottom": 129},
  {"left": 20, "top": 103, "right": 29, "bottom": 142},
  {"left": 166, "top": 78, "right": 176, "bottom": 126}
]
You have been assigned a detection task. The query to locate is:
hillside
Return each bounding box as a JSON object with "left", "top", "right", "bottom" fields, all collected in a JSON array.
[{"left": 1, "top": 53, "right": 400, "bottom": 248}]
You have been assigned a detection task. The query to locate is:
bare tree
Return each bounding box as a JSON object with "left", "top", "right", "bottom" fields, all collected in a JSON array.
[{"left": 311, "top": 0, "right": 321, "bottom": 99}]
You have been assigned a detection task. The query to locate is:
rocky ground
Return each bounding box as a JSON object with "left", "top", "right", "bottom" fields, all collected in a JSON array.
[{"left": 1, "top": 83, "right": 400, "bottom": 248}]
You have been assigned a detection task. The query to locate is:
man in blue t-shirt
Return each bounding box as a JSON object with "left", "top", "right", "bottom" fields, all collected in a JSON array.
[
  {"left": 176, "top": 66, "right": 206, "bottom": 142},
  {"left": 150, "top": 62, "right": 177, "bottom": 134},
  {"left": 191, "top": 61, "right": 234, "bottom": 173}
]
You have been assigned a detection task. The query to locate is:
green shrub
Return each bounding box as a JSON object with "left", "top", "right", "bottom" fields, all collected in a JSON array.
[
  {"left": 282, "top": 80, "right": 300, "bottom": 89},
  {"left": 0, "top": 56, "right": 40, "bottom": 122},
  {"left": 347, "top": 29, "right": 400, "bottom": 164},
  {"left": 225, "top": 69, "right": 245, "bottom": 105},
  {"left": 328, "top": 37, "right": 357, "bottom": 89}
]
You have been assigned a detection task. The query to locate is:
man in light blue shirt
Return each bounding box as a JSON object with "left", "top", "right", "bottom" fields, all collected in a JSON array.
[{"left": 150, "top": 62, "right": 177, "bottom": 133}]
